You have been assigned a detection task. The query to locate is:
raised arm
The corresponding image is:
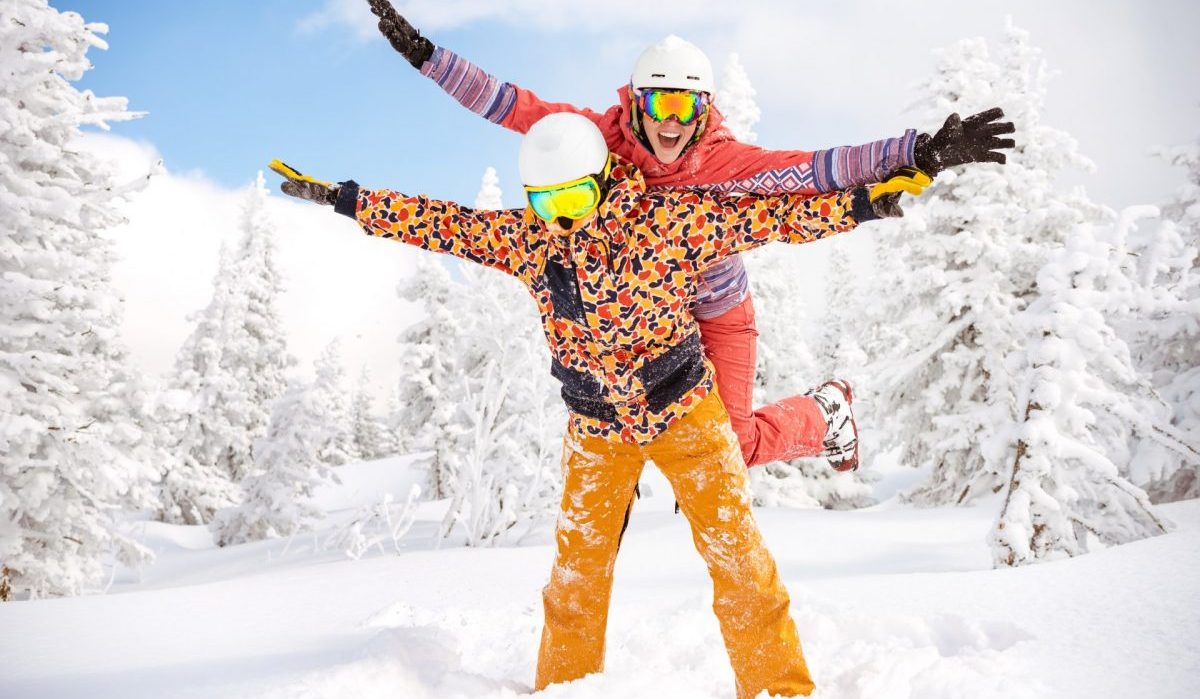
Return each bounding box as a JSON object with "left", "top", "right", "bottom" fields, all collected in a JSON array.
[{"left": 368, "top": 0, "right": 604, "bottom": 135}]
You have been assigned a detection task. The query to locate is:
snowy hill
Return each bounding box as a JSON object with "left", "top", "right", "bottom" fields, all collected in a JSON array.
[{"left": 1, "top": 456, "right": 1196, "bottom": 699}]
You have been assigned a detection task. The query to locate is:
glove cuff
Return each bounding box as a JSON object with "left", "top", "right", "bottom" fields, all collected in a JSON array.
[
  {"left": 334, "top": 181, "right": 360, "bottom": 218},
  {"left": 913, "top": 132, "right": 939, "bottom": 175},
  {"left": 850, "top": 187, "right": 879, "bottom": 223},
  {"left": 408, "top": 35, "right": 434, "bottom": 69}
]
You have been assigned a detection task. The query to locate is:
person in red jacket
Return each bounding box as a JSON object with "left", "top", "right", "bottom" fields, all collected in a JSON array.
[{"left": 363, "top": 1, "right": 1013, "bottom": 473}]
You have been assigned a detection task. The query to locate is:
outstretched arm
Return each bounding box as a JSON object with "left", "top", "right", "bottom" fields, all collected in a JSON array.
[
  {"left": 689, "top": 109, "right": 1013, "bottom": 196},
  {"left": 271, "top": 160, "right": 527, "bottom": 277},
  {"left": 653, "top": 187, "right": 872, "bottom": 271},
  {"left": 368, "top": 0, "right": 603, "bottom": 135},
  {"left": 335, "top": 183, "right": 527, "bottom": 277},
  {"left": 664, "top": 166, "right": 930, "bottom": 269},
  {"left": 696, "top": 130, "right": 918, "bottom": 196}
]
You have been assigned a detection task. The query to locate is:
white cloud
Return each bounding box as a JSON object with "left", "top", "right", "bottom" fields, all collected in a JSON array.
[
  {"left": 296, "top": 0, "right": 379, "bottom": 40},
  {"left": 77, "top": 132, "right": 424, "bottom": 403},
  {"left": 297, "top": 0, "right": 743, "bottom": 39}
]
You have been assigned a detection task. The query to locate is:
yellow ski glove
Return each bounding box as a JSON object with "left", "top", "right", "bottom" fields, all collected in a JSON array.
[
  {"left": 868, "top": 166, "right": 933, "bottom": 218},
  {"left": 269, "top": 159, "right": 338, "bottom": 205},
  {"left": 869, "top": 166, "right": 933, "bottom": 200}
]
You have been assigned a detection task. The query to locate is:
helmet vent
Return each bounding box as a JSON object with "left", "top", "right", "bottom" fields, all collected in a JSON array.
[{"left": 651, "top": 72, "right": 666, "bottom": 78}]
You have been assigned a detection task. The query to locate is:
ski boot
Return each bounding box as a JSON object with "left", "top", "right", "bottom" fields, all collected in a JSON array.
[{"left": 809, "top": 379, "right": 859, "bottom": 472}]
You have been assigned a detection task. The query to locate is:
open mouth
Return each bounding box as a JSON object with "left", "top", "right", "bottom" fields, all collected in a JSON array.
[{"left": 656, "top": 130, "right": 682, "bottom": 150}]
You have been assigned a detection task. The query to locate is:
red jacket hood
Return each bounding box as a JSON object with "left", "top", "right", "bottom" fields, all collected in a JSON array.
[{"left": 607, "top": 85, "right": 744, "bottom": 188}]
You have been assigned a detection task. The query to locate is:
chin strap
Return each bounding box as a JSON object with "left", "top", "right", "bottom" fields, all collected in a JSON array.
[{"left": 630, "top": 91, "right": 653, "bottom": 153}]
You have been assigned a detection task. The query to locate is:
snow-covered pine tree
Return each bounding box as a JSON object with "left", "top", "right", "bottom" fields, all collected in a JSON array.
[
  {"left": 1129, "top": 138, "right": 1200, "bottom": 502},
  {"left": 381, "top": 387, "right": 405, "bottom": 455},
  {"left": 165, "top": 175, "right": 294, "bottom": 515},
  {"left": 715, "top": 53, "right": 760, "bottom": 144},
  {"left": 351, "top": 366, "right": 395, "bottom": 461},
  {"left": 394, "top": 256, "right": 471, "bottom": 496},
  {"left": 211, "top": 377, "right": 337, "bottom": 546},
  {"left": 441, "top": 265, "right": 563, "bottom": 542},
  {"left": 0, "top": 1, "right": 160, "bottom": 598},
  {"left": 392, "top": 161, "right": 513, "bottom": 489},
  {"left": 474, "top": 166, "right": 504, "bottom": 209},
  {"left": 439, "top": 360, "right": 523, "bottom": 545},
  {"left": 431, "top": 168, "right": 562, "bottom": 543},
  {"left": 815, "top": 246, "right": 869, "bottom": 381},
  {"left": 396, "top": 165, "right": 563, "bottom": 525},
  {"left": 312, "top": 339, "right": 357, "bottom": 466},
  {"left": 158, "top": 242, "right": 243, "bottom": 525},
  {"left": 1090, "top": 206, "right": 1200, "bottom": 489},
  {"left": 224, "top": 172, "right": 293, "bottom": 472},
  {"left": 715, "top": 53, "right": 872, "bottom": 508},
  {"left": 991, "top": 222, "right": 1171, "bottom": 566},
  {"left": 863, "top": 22, "right": 1111, "bottom": 506}
]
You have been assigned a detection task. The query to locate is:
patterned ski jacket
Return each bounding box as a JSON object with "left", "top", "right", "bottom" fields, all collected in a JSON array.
[
  {"left": 417, "top": 46, "right": 916, "bottom": 319},
  {"left": 334, "top": 157, "right": 879, "bottom": 445}
]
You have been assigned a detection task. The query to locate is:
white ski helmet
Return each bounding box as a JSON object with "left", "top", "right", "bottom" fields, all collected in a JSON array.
[
  {"left": 519, "top": 113, "right": 610, "bottom": 188},
  {"left": 630, "top": 35, "right": 714, "bottom": 93}
]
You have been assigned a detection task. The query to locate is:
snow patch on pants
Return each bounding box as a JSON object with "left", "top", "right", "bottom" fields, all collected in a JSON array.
[{"left": 262, "top": 597, "right": 1043, "bottom": 698}]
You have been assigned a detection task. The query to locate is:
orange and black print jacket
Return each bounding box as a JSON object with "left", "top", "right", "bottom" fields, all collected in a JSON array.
[{"left": 334, "top": 157, "right": 877, "bottom": 444}]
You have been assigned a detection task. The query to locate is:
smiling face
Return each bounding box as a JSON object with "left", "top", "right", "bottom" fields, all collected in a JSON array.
[{"left": 640, "top": 111, "right": 700, "bottom": 165}]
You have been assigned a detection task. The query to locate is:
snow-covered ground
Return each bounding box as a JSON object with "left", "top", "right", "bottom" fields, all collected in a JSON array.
[{"left": 2, "top": 456, "right": 1197, "bottom": 699}]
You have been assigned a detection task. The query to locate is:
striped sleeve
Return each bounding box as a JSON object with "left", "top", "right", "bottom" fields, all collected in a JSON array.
[
  {"left": 419, "top": 47, "right": 517, "bottom": 125},
  {"left": 810, "top": 130, "right": 919, "bottom": 191},
  {"left": 692, "top": 257, "right": 750, "bottom": 320},
  {"left": 697, "top": 164, "right": 818, "bottom": 196}
]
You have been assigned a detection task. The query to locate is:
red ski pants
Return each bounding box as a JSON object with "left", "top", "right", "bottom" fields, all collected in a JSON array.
[
  {"left": 697, "top": 292, "right": 828, "bottom": 466},
  {"left": 537, "top": 390, "right": 816, "bottom": 698}
]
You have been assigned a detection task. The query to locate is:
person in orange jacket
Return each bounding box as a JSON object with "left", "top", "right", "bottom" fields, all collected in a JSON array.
[
  {"left": 273, "top": 113, "right": 929, "bottom": 698},
  {"left": 363, "top": 0, "right": 1014, "bottom": 474}
]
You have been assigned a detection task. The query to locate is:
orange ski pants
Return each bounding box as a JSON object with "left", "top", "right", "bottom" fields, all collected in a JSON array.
[
  {"left": 697, "top": 293, "right": 828, "bottom": 467},
  {"left": 536, "top": 390, "right": 815, "bottom": 698}
]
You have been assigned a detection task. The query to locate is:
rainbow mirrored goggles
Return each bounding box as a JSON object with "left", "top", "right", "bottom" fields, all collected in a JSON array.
[
  {"left": 525, "top": 159, "right": 612, "bottom": 223},
  {"left": 635, "top": 88, "right": 709, "bottom": 126}
]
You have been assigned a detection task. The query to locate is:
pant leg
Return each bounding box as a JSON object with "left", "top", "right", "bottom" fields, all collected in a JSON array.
[
  {"left": 536, "top": 430, "right": 644, "bottom": 691},
  {"left": 646, "top": 390, "right": 816, "bottom": 699},
  {"left": 696, "top": 294, "right": 761, "bottom": 462},
  {"left": 696, "top": 292, "right": 828, "bottom": 467}
]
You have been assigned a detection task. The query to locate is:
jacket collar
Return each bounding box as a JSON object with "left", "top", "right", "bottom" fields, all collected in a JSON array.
[
  {"left": 612, "top": 84, "right": 737, "bottom": 182},
  {"left": 525, "top": 155, "right": 645, "bottom": 269}
]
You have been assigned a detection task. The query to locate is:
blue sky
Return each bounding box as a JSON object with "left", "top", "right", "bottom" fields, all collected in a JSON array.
[
  {"left": 62, "top": 0, "right": 1200, "bottom": 209},
  {"left": 61, "top": 1, "right": 548, "bottom": 205}
]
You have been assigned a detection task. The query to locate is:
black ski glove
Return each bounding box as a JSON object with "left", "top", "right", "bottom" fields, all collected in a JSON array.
[
  {"left": 914, "top": 107, "right": 1015, "bottom": 176},
  {"left": 270, "top": 160, "right": 338, "bottom": 206},
  {"left": 367, "top": 0, "right": 434, "bottom": 69}
]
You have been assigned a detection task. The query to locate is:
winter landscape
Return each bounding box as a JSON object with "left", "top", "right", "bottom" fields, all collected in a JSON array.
[{"left": 2, "top": 1, "right": 1198, "bottom": 698}]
